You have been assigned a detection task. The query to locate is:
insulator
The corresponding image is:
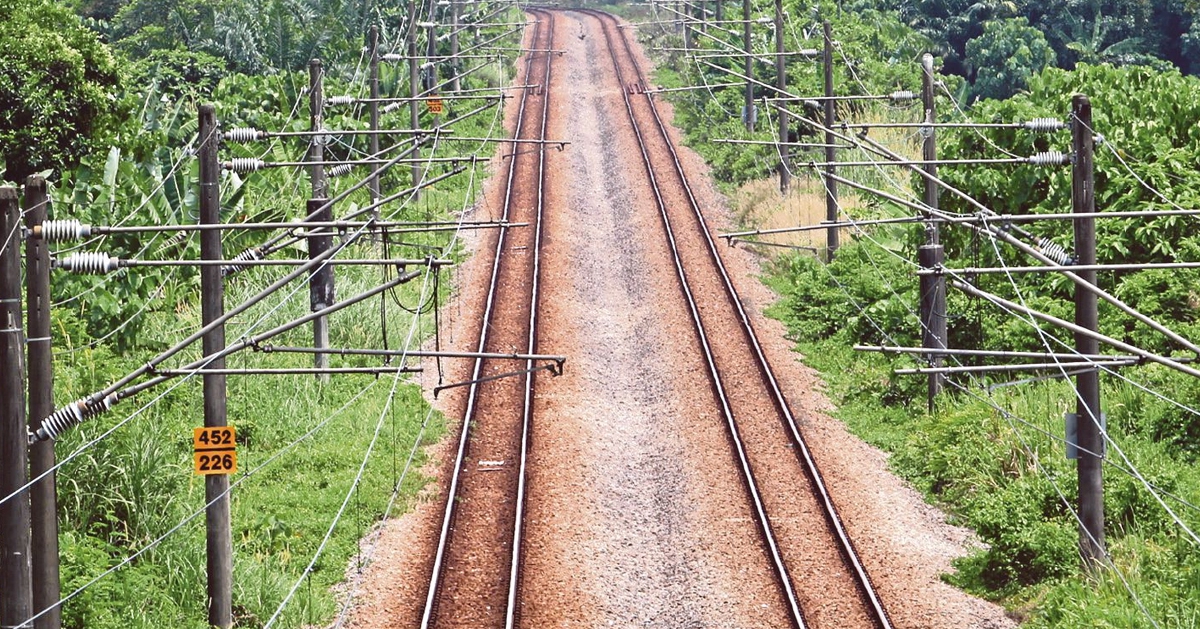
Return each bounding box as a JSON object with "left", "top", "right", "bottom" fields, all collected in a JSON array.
[
  {"left": 382, "top": 102, "right": 403, "bottom": 114},
  {"left": 802, "top": 99, "right": 821, "bottom": 111},
  {"left": 382, "top": 53, "right": 404, "bottom": 62},
  {"left": 222, "top": 246, "right": 264, "bottom": 277},
  {"left": 33, "top": 395, "right": 115, "bottom": 442},
  {"left": 1023, "top": 118, "right": 1066, "bottom": 132},
  {"left": 1027, "top": 151, "right": 1070, "bottom": 167},
  {"left": 225, "top": 158, "right": 266, "bottom": 173},
  {"left": 56, "top": 252, "right": 120, "bottom": 274},
  {"left": 1037, "top": 237, "right": 1073, "bottom": 265},
  {"left": 327, "top": 95, "right": 356, "bottom": 106},
  {"left": 37, "top": 219, "right": 91, "bottom": 242},
  {"left": 327, "top": 164, "right": 354, "bottom": 178},
  {"left": 224, "top": 127, "right": 266, "bottom": 143},
  {"left": 154, "top": 230, "right": 189, "bottom": 255},
  {"left": 889, "top": 90, "right": 917, "bottom": 103},
  {"left": 797, "top": 48, "right": 820, "bottom": 57}
]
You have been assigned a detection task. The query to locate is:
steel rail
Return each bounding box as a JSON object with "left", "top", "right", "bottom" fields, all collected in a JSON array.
[
  {"left": 420, "top": 9, "right": 554, "bottom": 629},
  {"left": 506, "top": 8, "right": 555, "bottom": 629},
  {"left": 584, "top": 9, "right": 806, "bottom": 628},
  {"left": 595, "top": 9, "right": 894, "bottom": 629}
]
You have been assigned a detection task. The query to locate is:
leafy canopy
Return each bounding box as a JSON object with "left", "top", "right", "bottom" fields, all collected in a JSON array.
[{"left": 0, "top": 0, "right": 123, "bottom": 183}]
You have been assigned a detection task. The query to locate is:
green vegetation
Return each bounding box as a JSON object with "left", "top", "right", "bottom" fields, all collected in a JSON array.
[
  {"left": 1, "top": 0, "right": 521, "bottom": 626},
  {"left": 872, "top": 0, "right": 1199, "bottom": 99},
  {"left": 641, "top": 0, "right": 1200, "bottom": 625}
]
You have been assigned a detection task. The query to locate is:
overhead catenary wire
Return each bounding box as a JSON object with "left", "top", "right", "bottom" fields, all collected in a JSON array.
[
  {"left": 672, "top": 9, "right": 1195, "bottom": 612},
  {"left": 10, "top": 4, "right": 530, "bottom": 621}
]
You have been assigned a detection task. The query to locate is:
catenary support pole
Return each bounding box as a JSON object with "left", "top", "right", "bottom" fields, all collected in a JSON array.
[
  {"left": 1072, "top": 94, "right": 1106, "bottom": 568},
  {"left": 409, "top": 0, "right": 424, "bottom": 198},
  {"left": 308, "top": 199, "right": 335, "bottom": 383},
  {"left": 23, "top": 177, "right": 59, "bottom": 629},
  {"left": 774, "top": 0, "right": 788, "bottom": 193},
  {"left": 198, "top": 105, "right": 233, "bottom": 629},
  {"left": 714, "top": 0, "right": 722, "bottom": 23},
  {"left": 426, "top": 22, "right": 441, "bottom": 128},
  {"left": 917, "top": 244, "right": 946, "bottom": 410},
  {"left": 920, "top": 53, "right": 939, "bottom": 243},
  {"left": 918, "top": 53, "right": 945, "bottom": 407},
  {"left": 368, "top": 27, "right": 382, "bottom": 207},
  {"left": 309, "top": 59, "right": 328, "bottom": 200},
  {"left": 450, "top": 0, "right": 462, "bottom": 92},
  {"left": 1, "top": 186, "right": 33, "bottom": 629},
  {"left": 686, "top": 0, "right": 696, "bottom": 50},
  {"left": 742, "top": 0, "right": 754, "bottom": 130},
  {"left": 309, "top": 59, "right": 331, "bottom": 377},
  {"left": 822, "top": 20, "right": 839, "bottom": 260}
]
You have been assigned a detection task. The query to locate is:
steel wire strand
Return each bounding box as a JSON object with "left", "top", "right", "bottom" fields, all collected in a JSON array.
[
  {"left": 793, "top": 182, "right": 1200, "bottom": 522},
  {"left": 263, "top": 232, "right": 439, "bottom": 627},
  {"left": 50, "top": 132, "right": 200, "bottom": 263},
  {"left": 933, "top": 76, "right": 1021, "bottom": 159},
  {"left": 941, "top": 260, "right": 1200, "bottom": 537},
  {"left": 802, "top": 119, "right": 1200, "bottom": 530},
  {"left": 3, "top": 214, "right": 385, "bottom": 508},
  {"left": 17, "top": 378, "right": 383, "bottom": 628},
  {"left": 971, "top": 230, "right": 1200, "bottom": 546},
  {"left": 1091, "top": 122, "right": 1200, "bottom": 214},
  {"left": 824, "top": 161, "right": 1200, "bottom": 428},
  {"left": 328, "top": 152, "right": 491, "bottom": 629},
  {"left": 808, "top": 116, "right": 1200, "bottom": 424},
  {"left": 674, "top": 8, "right": 1190, "bottom": 615},
  {"left": 3, "top": 253, "right": 361, "bottom": 511},
  {"left": 790, "top": 212, "right": 1166, "bottom": 626},
  {"left": 837, "top": 127, "right": 1200, "bottom": 358},
  {"left": 941, "top": 378, "right": 1164, "bottom": 629}
]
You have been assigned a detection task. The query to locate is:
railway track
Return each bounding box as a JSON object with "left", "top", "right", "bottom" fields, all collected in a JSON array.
[
  {"left": 419, "top": 9, "right": 556, "bottom": 628},
  {"left": 582, "top": 9, "right": 893, "bottom": 629}
]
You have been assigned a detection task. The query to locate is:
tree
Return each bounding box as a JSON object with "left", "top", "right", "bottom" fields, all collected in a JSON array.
[
  {"left": 0, "top": 0, "right": 124, "bottom": 183},
  {"left": 964, "top": 17, "right": 1056, "bottom": 101}
]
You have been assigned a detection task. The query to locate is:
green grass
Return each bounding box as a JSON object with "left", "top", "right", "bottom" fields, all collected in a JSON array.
[{"left": 52, "top": 254, "right": 449, "bottom": 629}]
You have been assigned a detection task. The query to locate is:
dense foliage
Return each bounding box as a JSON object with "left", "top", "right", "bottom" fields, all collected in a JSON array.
[
  {"left": 0, "top": 0, "right": 124, "bottom": 181},
  {"left": 865, "top": 0, "right": 1200, "bottom": 99}
]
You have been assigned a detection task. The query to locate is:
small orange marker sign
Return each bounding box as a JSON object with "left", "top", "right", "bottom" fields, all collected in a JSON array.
[
  {"left": 427, "top": 98, "right": 444, "bottom": 115},
  {"left": 193, "top": 426, "right": 237, "bottom": 475}
]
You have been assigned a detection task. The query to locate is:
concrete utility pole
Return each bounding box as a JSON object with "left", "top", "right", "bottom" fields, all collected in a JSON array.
[
  {"left": 918, "top": 53, "right": 946, "bottom": 409},
  {"left": 683, "top": 1, "right": 693, "bottom": 50},
  {"left": 426, "top": 21, "right": 441, "bottom": 127},
  {"left": 1071, "top": 94, "right": 1106, "bottom": 568},
  {"left": 309, "top": 59, "right": 328, "bottom": 200},
  {"left": 450, "top": 0, "right": 462, "bottom": 92},
  {"left": 198, "top": 105, "right": 233, "bottom": 629},
  {"left": 408, "top": 0, "right": 424, "bottom": 199},
  {"left": 822, "top": 20, "right": 838, "bottom": 259},
  {"left": 742, "top": 0, "right": 754, "bottom": 130},
  {"left": 1, "top": 185, "right": 33, "bottom": 629},
  {"left": 774, "top": 0, "right": 788, "bottom": 192},
  {"left": 24, "top": 177, "right": 60, "bottom": 629},
  {"left": 368, "top": 26, "right": 382, "bottom": 207},
  {"left": 309, "top": 59, "right": 331, "bottom": 379}
]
